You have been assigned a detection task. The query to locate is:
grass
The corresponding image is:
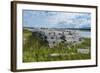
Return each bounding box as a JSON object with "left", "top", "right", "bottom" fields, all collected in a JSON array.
[{"left": 23, "top": 29, "right": 91, "bottom": 62}]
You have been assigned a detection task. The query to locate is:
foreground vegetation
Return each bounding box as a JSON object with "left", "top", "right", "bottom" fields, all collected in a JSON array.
[{"left": 23, "top": 29, "right": 91, "bottom": 62}]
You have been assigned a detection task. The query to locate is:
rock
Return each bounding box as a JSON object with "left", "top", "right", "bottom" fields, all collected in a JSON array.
[{"left": 77, "top": 48, "right": 90, "bottom": 54}]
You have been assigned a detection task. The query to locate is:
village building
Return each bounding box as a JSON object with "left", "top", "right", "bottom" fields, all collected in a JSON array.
[{"left": 31, "top": 29, "right": 82, "bottom": 48}]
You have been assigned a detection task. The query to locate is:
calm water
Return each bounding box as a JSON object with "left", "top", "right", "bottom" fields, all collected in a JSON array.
[{"left": 79, "top": 30, "right": 91, "bottom": 38}]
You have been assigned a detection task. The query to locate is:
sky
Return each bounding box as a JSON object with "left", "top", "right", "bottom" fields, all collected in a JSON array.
[{"left": 23, "top": 10, "right": 91, "bottom": 28}]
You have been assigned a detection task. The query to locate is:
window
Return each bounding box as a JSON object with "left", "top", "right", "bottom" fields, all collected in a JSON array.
[
  {"left": 44, "top": 36, "right": 47, "bottom": 39},
  {"left": 53, "top": 41, "right": 55, "bottom": 44},
  {"left": 59, "top": 33, "right": 61, "bottom": 35},
  {"left": 49, "top": 33, "right": 51, "bottom": 35},
  {"left": 53, "top": 32, "right": 55, "bottom": 35},
  {"left": 79, "top": 38, "right": 82, "bottom": 41},
  {"left": 51, "top": 37, "right": 54, "bottom": 39}
]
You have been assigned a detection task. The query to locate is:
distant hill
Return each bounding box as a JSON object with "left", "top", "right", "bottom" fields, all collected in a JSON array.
[{"left": 23, "top": 27, "right": 91, "bottom": 30}]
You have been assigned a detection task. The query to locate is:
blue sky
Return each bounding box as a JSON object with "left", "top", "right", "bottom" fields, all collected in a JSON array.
[{"left": 23, "top": 10, "right": 91, "bottom": 28}]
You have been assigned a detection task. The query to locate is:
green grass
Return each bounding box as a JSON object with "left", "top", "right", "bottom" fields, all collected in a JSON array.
[{"left": 23, "top": 29, "right": 91, "bottom": 62}]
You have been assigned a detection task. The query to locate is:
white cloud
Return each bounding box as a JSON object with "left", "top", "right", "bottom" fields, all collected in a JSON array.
[
  {"left": 45, "top": 12, "right": 91, "bottom": 28},
  {"left": 23, "top": 10, "right": 91, "bottom": 28}
]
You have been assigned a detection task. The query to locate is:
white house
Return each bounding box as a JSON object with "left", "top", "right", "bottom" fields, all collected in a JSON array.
[{"left": 30, "top": 28, "right": 82, "bottom": 48}]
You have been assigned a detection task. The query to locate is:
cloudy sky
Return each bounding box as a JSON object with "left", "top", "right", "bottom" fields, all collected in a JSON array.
[{"left": 23, "top": 10, "right": 91, "bottom": 28}]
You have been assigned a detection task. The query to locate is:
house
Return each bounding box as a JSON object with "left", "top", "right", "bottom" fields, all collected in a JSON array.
[{"left": 30, "top": 28, "right": 82, "bottom": 48}]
